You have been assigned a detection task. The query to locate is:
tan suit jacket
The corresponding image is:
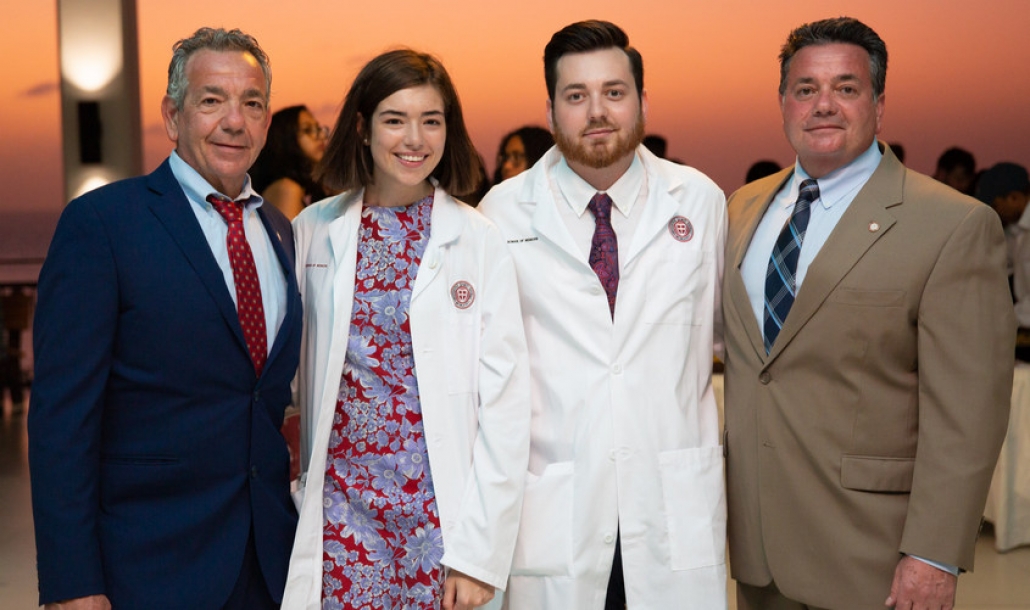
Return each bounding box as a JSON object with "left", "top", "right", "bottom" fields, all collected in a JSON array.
[{"left": 723, "top": 145, "right": 1015, "bottom": 609}]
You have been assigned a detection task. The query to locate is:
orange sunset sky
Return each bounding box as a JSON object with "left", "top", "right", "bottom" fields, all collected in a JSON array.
[{"left": 1, "top": 0, "right": 1028, "bottom": 214}]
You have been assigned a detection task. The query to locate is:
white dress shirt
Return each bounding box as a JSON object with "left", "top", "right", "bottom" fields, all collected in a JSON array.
[
  {"left": 551, "top": 151, "right": 647, "bottom": 263},
  {"left": 169, "top": 150, "right": 287, "bottom": 351},
  {"left": 1009, "top": 203, "right": 1030, "bottom": 327}
]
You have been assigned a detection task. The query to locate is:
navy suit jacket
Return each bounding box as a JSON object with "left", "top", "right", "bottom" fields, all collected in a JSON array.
[{"left": 29, "top": 159, "right": 302, "bottom": 609}]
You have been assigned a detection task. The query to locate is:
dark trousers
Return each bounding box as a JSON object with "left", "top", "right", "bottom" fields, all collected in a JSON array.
[
  {"left": 604, "top": 535, "right": 625, "bottom": 610},
  {"left": 0, "top": 329, "right": 24, "bottom": 406},
  {"left": 222, "top": 530, "right": 279, "bottom": 610}
]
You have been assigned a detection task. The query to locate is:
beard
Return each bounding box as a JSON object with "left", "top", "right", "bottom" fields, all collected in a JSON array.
[{"left": 553, "top": 112, "right": 646, "bottom": 170}]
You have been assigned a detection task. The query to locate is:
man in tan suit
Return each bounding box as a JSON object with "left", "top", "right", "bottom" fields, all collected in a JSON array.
[{"left": 723, "top": 17, "right": 1014, "bottom": 610}]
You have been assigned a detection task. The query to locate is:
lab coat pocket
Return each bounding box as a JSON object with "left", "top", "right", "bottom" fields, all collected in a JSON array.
[
  {"left": 510, "top": 461, "right": 574, "bottom": 576},
  {"left": 659, "top": 446, "right": 727, "bottom": 571},
  {"left": 645, "top": 254, "right": 707, "bottom": 325}
]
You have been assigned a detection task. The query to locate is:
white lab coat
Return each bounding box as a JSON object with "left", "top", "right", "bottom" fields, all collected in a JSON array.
[
  {"left": 282, "top": 186, "right": 531, "bottom": 609},
  {"left": 479, "top": 147, "right": 728, "bottom": 609}
]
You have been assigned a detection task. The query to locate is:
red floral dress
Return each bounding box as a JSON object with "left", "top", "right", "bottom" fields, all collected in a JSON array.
[{"left": 321, "top": 195, "right": 444, "bottom": 609}]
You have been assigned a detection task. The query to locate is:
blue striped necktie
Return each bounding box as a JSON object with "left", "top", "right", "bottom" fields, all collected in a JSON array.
[{"left": 763, "top": 179, "right": 819, "bottom": 353}]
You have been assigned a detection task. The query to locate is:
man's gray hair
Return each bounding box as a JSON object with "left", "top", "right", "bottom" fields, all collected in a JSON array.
[{"left": 166, "top": 27, "right": 271, "bottom": 110}]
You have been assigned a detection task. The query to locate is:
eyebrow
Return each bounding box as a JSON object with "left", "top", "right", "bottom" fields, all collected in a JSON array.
[
  {"left": 198, "top": 85, "right": 227, "bottom": 97},
  {"left": 560, "top": 79, "right": 630, "bottom": 94},
  {"left": 377, "top": 109, "right": 445, "bottom": 118},
  {"left": 795, "top": 74, "right": 861, "bottom": 85},
  {"left": 195, "top": 85, "right": 266, "bottom": 101}
]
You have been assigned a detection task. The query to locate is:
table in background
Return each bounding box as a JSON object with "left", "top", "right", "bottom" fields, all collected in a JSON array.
[{"left": 984, "top": 363, "right": 1030, "bottom": 552}]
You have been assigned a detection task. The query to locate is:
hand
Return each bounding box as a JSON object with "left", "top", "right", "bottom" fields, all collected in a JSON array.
[
  {"left": 442, "top": 570, "right": 495, "bottom": 610},
  {"left": 44, "top": 595, "right": 112, "bottom": 610},
  {"left": 884, "top": 555, "right": 957, "bottom": 609}
]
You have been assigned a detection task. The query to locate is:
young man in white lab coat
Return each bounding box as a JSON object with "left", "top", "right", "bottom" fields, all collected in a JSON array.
[{"left": 479, "top": 19, "right": 727, "bottom": 610}]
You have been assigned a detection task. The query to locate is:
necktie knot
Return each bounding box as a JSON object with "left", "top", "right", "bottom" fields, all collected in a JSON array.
[
  {"left": 207, "top": 194, "right": 243, "bottom": 225},
  {"left": 795, "top": 179, "right": 819, "bottom": 213},
  {"left": 588, "top": 192, "right": 613, "bottom": 222}
]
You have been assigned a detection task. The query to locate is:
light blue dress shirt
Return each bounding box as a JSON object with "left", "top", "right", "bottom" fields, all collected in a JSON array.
[
  {"left": 741, "top": 142, "right": 882, "bottom": 331},
  {"left": 169, "top": 151, "right": 287, "bottom": 352}
]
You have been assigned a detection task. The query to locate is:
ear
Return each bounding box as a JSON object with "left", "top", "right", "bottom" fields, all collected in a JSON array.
[
  {"left": 640, "top": 89, "right": 649, "bottom": 122},
  {"left": 874, "top": 93, "right": 886, "bottom": 135},
  {"left": 356, "top": 113, "right": 367, "bottom": 144},
  {"left": 546, "top": 99, "right": 554, "bottom": 133},
  {"left": 160, "top": 95, "right": 180, "bottom": 144}
]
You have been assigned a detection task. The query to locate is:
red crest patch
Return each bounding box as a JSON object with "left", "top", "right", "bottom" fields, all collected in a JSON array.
[{"left": 450, "top": 281, "right": 475, "bottom": 309}]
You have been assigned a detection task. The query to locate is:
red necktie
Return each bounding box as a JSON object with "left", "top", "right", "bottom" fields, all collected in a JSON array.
[
  {"left": 588, "top": 192, "right": 619, "bottom": 318},
  {"left": 207, "top": 194, "right": 268, "bottom": 376}
]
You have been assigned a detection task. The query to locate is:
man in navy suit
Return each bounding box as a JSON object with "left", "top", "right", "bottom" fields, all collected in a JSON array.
[{"left": 29, "top": 27, "right": 301, "bottom": 610}]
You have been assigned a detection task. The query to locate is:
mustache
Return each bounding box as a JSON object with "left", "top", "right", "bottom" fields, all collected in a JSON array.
[{"left": 581, "top": 119, "right": 617, "bottom": 135}]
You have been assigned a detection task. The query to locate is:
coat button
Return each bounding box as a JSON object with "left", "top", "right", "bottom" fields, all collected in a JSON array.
[
  {"left": 250, "top": 466, "right": 258, "bottom": 479},
  {"left": 759, "top": 371, "right": 772, "bottom": 384}
]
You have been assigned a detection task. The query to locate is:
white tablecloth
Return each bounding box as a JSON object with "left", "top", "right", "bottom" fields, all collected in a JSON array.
[{"left": 984, "top": 363, "right": 1030, "bottom": 551}]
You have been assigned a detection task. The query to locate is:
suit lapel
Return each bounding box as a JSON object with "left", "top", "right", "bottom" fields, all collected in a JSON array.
[
  {"left": 767, "top": 150, "right": 905, "bottom": 360},
  {"left": 144, "top": 161, "right": 250, "bottom": 356},
  {"left": 412, "top": 186, "right": 463, "bottom": 301},
  {"left": 527, "top": 169, "right": 590, "bottom": 270},
  {"left": 624, "top": 158, "right": 681, "bottom": 267}
]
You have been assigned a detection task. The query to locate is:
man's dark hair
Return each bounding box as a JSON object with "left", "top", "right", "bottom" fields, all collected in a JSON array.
[
  {"left": 544, "top": 20, "right": 643, "bottom": 101},
  {"left": 936, "top": 147, "right": 976, "bottom": 175},
  {"left": 778, "top": 17, "right": 887, "bottom": 98}
]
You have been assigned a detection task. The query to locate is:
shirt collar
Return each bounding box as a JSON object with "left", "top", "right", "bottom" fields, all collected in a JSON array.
[
  {"left": 787, "top": 141, "right": 882, "bottom": 210},
  {"left": 168, "top": 150, "right": 264, "bottom": 210},
  {"left": 554, "top": 150, "right": 644, "bottom": 217}
]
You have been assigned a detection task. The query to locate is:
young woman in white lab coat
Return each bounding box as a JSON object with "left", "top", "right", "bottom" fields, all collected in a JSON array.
[{"left": 281, "top": 49, "right": 530, "bottom": 610}]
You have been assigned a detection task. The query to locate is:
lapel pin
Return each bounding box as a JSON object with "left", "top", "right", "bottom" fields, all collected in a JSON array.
[{"left": 868, "top": 222, "right": 880, "bottom": 232}]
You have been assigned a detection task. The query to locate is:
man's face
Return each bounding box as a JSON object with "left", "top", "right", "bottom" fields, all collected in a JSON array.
[
  {"left": 548, "top": 47, "right": 646, "bottom": 171},
  {"left": 161, "top": 49, "right": 270, "bottom": 198},
  {"left": 994, "top": 192, "right": 1030, "bottom": 226},
  {"left": 780, "top": 43, "right": 884, "bottom": 178}
]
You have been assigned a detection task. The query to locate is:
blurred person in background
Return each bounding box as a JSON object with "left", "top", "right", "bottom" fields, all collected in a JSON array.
[
  {"left": 250, "top": 105, "right": 331, "bottom": 219},
  {"left": 492, "top": 125, "right": 553, "bottom": 185},
  {"left": 933, "top": 146, "right": 977, "bottom": 195}
]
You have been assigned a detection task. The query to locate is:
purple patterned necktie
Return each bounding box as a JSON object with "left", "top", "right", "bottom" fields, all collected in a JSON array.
[
  {"left": 588, "top": 192, "right": 619, "bottom": 318},
  {"left": 207, "top": 194, "right": 268, "bottom": 376}
]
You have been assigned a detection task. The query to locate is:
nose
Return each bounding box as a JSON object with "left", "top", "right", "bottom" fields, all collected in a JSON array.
[
  {"left": 403, "top": 122, "right": 424, "bottom": 149},
  {"left": 812, "top": 89, "right": 838, "bottom": 115},
  {"left": 587, "top": 92, "right": 608, "bottom": 121},
  {"left": 220, "top": 102, "right": 246, "bottom": 132}
]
